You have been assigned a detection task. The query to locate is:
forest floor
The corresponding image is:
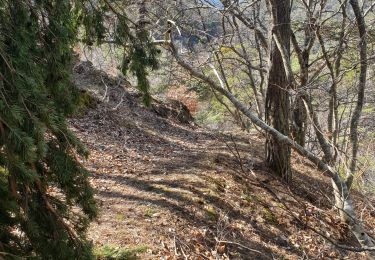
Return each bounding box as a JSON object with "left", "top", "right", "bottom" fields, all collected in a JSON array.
[{"left": 69, "top": 61, "right": 375, "bottom": 259}]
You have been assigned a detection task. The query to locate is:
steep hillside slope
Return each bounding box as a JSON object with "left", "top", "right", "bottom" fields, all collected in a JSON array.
[{"left": 69, "top": 62, "right": 375, "bottom": 259}]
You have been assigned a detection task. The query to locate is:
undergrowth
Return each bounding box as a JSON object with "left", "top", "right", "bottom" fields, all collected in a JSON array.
[{"left": 94, "top": 245, "right": 148, "bottom": 260}]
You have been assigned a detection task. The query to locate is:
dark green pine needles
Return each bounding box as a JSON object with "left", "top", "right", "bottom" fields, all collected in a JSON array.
[
  {"left": 0, "top": 1, "right": 96, "bottom": 259},
  {"left": 0, "top": 0, "right": 158, "bottom": 258}
]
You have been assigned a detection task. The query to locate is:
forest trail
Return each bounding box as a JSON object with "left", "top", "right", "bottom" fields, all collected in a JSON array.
[{"left": 69, "top": 62, "right": 372, "bottom": 259}]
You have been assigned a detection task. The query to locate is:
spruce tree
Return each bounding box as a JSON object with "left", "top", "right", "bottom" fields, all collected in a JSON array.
[{"left": 0, "top": 0, "right": 158, "bottom": 258}]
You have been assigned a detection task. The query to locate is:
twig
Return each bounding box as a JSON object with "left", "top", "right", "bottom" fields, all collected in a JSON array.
[
  {"left": 222, "top": 135, "right": 246, "bottom": 173},
  {"left": 173, "top": 235, "right": 179, "bottom": 257},
  {"left": 112, "top": 92, "right": 125, "bottom": 110},
  {"left": 176, "top": 239, "right": 189, "bottom": 259},
  {"left": 101, "top": 76, "right": 109, "bottom": 102},
  {"left": 179, "top": 242, "right": 188, "bottom": 260},
  {"left": 230, "top": 135, "right": 246, "bottom": 173},
  {"left": 216, "top": 240, "right": 271, "bottom": 259}
]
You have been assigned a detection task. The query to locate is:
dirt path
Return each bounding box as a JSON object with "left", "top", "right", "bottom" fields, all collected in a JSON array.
[{"left": 71, "top": 102, "right": 273, "bottom": 259}]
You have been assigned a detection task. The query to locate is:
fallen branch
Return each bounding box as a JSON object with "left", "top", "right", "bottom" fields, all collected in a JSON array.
[
  {"left": 112, "top": 92, "right": 125, "bottom": 110},
  {"left": 216, "top": 240, "right": 270, "bottom": 258}
]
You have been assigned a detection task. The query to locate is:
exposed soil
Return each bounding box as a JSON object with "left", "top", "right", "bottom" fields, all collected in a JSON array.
[{"left": 69, "top": 62, "right": 375, "bottom": 259}]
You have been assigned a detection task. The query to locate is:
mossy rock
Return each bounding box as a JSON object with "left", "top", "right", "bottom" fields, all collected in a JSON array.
[{"left": 151, "top": 98, "right": 194, "bottom": 124}]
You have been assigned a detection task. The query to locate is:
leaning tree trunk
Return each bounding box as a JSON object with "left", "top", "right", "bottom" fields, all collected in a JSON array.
[{"left": 265, "top": 0, "right": 291, "bottom": 182}]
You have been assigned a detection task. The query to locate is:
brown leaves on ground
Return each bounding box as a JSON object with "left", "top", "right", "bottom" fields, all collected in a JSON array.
[{"left": 69, "top": 63, "right": 375, "bottom": 259}]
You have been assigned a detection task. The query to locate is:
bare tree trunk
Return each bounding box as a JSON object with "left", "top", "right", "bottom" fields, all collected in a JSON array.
[
  {"left": 302, "top": 95, "right": 334, "bottom": 163},
  {"left": 291, "top": 4, "right": 316, "bottom": 147},
  {"left": 293, "top": 96, "right": 308, "bottom": 146},
  {"left": 265, "top": 0, "right": 291, "bottom": 183},
  {"left": 333, "top": 2, "right": 348, "bottom": 160},
  {"left": 233, "top": 17, "right": 265, "bottom": 119},
  {"left": 348, "top": 0, "right": 368, "bottom": 189}
]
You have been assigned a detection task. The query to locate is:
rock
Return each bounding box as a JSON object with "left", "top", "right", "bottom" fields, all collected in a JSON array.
[
  {"left": 74, "top": 60, "right": 94, "bottom": 74},
  {"left": 151, "top": 98, "right": 194, "bottom": 124}
]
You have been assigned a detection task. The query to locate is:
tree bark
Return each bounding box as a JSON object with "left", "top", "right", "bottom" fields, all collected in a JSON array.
[
  {"left": 265, "top": 0, "right": 292, "bottom": 183},
  {"left": 291, "top": 4, "right": 316, "bottom": 147},
  {"left": 348, "top": 0, "right": 367, "bottom": 189}
]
